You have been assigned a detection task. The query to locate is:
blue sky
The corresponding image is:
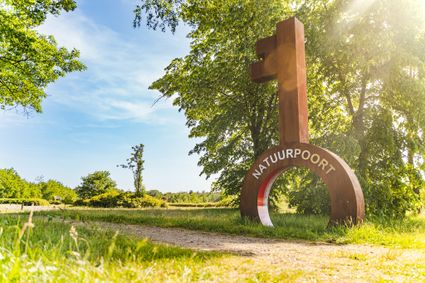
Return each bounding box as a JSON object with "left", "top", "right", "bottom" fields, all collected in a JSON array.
[{"left": 0, "top": 0, "right": 214, "bottom": 192}]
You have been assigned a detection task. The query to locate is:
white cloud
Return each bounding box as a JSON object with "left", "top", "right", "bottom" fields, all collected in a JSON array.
[
  {"left": 36, "top": 8, "right": 188, "bottom": 124},
  {"left": 38, "top": 13, "right": 111, "bottom": 62},
  {"left": 0, "top": 110, "right": 49, "bottom": 128}
]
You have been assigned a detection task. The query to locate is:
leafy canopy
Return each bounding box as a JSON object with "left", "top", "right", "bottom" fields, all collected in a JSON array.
[
  {"left": 134, "top": 0, "right": 425, "bottom": 217},
  {"left": 75, "top": 171, "right": 118, "bottom": 200},
  {"left": 39, "top": 179, "right": 77, "bottom": 204},
  {"left": 0, "top": 0, "right": 85, "bottom": 112},
  {"left": 0, "top": 168, "right": 41, "bottom": 198}
]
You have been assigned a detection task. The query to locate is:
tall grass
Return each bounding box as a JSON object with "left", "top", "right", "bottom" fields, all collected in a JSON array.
[
  {"left": 0, "top": 213, "right": 229, "bottom": 282},
  {"left": 2, "top": 211, "right": 425, "bottom": 282}
]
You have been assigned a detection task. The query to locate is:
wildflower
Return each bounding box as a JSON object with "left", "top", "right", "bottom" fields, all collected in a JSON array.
[{"left": 69, "top": 226, "right": 78, "bottom": 242}]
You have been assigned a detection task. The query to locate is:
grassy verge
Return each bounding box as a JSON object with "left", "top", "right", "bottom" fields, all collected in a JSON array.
[
  {"left": 0, "top": 213, "right": 316, "bottom": 282},
  {"left": 1, "top": 212, "right": 425, "bottom": 281},
  {"left": 37, "top": 208, "right": 425, "bottom": 249}
]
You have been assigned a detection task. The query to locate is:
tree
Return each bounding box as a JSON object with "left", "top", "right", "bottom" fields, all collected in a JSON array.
[
  {"left": 0, "top": 168, "right": 42, "bottom": 198},
  {"left": 118, "top": 144, "right": 145, "bottom": 196},
  {"left": 298, "top": 0, "right": 425, "bottom": 217},
  {"left": 75, "top": 171, "right": 118, "bottom": 199},
  {"left": 134, "top": 0, "right": 425, "bottom": 217},
  {"left": 0, "top": 0, "right": 86, "bottom": 113},
  {"left": 147, "top": 189, "right": 162, "bottom": 198},
  {"left": 39, "top": 179, "right": 77, "bottom": 204}
]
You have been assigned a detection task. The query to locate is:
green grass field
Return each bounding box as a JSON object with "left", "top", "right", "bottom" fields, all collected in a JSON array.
[
  {"left": 37, "top": 207, "right": 425, "bottom": 249},
  {"left": 2, "top": 209, "right": 425, "bottom": 282},
  {"left": 0, "top": 213, "right": 266, "bottom": 282}
]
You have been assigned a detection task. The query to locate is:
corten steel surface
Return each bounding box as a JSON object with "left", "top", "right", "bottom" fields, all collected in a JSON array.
[
  {"left": 251, "top": 18, "right": 308, "bottom": 144},
  {"left": 241, "top": 17, "right": 365, "bottom": 226}
]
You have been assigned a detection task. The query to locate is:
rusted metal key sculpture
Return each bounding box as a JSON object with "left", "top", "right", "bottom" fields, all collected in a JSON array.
[{"left": 240, "top": 17, "right": 365, "bottom": 226}]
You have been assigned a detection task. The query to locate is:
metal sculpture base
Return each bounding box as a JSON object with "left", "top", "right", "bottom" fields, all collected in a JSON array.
[{"left": 240, "top": 143, "right": 365, "bottom": 226}]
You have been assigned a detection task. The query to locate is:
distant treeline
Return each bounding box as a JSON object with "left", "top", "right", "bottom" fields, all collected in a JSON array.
[
  {"left": 0, "top": 168, "right": 227, "bottom": 207},
  {"left": 146, "top": 190, "right": 223, "bottom": 204},
  {"left": 0, "top": 168, "right": 77, "bottom": 204}
]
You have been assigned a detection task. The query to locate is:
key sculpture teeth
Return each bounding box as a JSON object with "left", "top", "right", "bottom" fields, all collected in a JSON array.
[{"left": 240, "top": 17, "right": 365, "bottom": 226}]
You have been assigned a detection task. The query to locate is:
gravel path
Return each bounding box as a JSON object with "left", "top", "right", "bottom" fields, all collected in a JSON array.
[
  {"left": 0, "top": 204, "right": 60, "bottom": 212},
  {"left": 71, "top": 220, "right": 425, "bottom": 282}
]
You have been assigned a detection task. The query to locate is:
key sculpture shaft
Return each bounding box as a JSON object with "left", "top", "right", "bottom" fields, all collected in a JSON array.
[
  {"left": 240, "top": 17, "right": 365, "bottom": 226},
  {"left": 251, "top": 18, "right": 309, "bottom": 145}
]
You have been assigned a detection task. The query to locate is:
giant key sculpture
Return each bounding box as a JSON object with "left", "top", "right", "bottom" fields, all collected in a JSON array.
[{"left": 240, "top": 17, "right": 365, "bottom": 226}]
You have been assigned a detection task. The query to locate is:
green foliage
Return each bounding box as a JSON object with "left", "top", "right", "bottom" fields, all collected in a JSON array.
[
  {"left": 75, "top": 171, "right": 118, "bottom": 199},
  {"left": 163, "top": 191, "right": 222, "bottom": 204},
  {"left": 168, "top": 203, "right": 218, "bottom": 208},
  {"left": 0, "top": 168, "right": 41, "bottom": 198},
  {"left": 78, "top": 191, "right": 167, "bottom": 208},
  {"left": 39, "top": 179, "right": 77, "bottom": 204},
  {"left": 273, "top": 168, "right": 330, "bottom": 215},
  {"left": 135, "top": 0, "right": 425, "bottom": 218},
  {"left": 302, "top": 0, "right": 425, "bottom": 217},
  {"left": 118, "top": 144, "right": 145, "bottom": 196},
  {"left": 0, "top": 198, "right": 49, "bottom": 206},
  {"left": 0, "top": 168, "right": 80, "bottom": 205},
  {"left": 85, "top": 191, "right": 121, "bottom": 207},
  {"left": 0, "top": 0, "right": 85, "bottom": 112},
  {"left": 146, "top": 189, "right": 162, "bottom": 198},
  {"left": 120, "top": 194, "right": 167, "bottom": 208},
  {"left": 0, "top": 168, "right": 77, "bottom": 204},
  {"left": 133, "top": 0, "right": 182, "bottom": 32}
]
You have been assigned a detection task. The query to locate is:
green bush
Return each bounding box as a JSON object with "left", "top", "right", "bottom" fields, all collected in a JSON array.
[
  {"left": 76, "top": 192, "right": 167, "bottom": 208},
  {"left": 88, "top": 191, "right": 121, "bottom": 207},
  {"left": 168, "top": 198, "right": 236, "bottom": 208},
  {"left": 119, "top": 194, "right": 167, "bottom": 208},
  {"left": 163, "top": 191, "right": 223, "bottom": 203},
  {"left": 39, "top": 180, "right": 77, "bottom": 204},
  {"left": 217, "top": 196, "right": 238, "bottom": 208},
  {"left": 73, "top": 199, "right": 90, "bottom": 206},
  {"left": 270, "top": 168, "right": 330, "bottom": 215},
  {"left": 168, "top": 203, "right": 218, "bottom": 208},
  {"left": 0, "top": 198, "right": 49, "bottom": 206}
]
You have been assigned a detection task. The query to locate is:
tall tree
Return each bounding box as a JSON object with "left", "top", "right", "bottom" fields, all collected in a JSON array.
[
  {"left": 118, "top": 144, "right": 145, "bottom": 196},
  {"left": 0, "top": 168, "right": 42, "bottom": 198},
  {"left": 0, "top": 0, "right": 85, "bottom": 113},
  {"left": 134, "top": 0, "right": 425, "bottom": 217},
  {"left": 299, "top": 0, "right": 425, "bottom": 216},
  {"left": 75, "top": 171, "right": 118, "bottom": 199}
]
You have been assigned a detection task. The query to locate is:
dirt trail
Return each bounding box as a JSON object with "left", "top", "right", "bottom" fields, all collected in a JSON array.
[{"left": 70, "top": 220, "right": 425, "bottom": 282}]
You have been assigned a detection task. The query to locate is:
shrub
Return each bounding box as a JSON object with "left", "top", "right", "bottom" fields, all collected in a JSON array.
[
  {"left": 163, "top": 191, "right": 223, "bottom": 203},
  {"left": 76, "top": 192, "right": 168, "bottom": 208},
  {"left": 73, "top": 199, "right": 89, "bottom": 206},
  {"left": 87, "top": 191, "right": 121, "bottom": 207},
  {"left": 217, "top": 196, "right": 238, "bottom": 208},
  {"left": 167, "top": 197, "right": 236, "bottom": 208},
  {"left": 117, "top": 194, "right": 167, "bottom": 208},
  {"left": 40, "top": 180, "right": 77, "bottom": 204},
  {"left": 270, "top": 168, "right": 331, "bottom": 215},
  {"left": 168, "top": 203, "right": 218, "bottom": 208},
  {"left": 0, "top": 198, "right": 49, "bottom": 206}
]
